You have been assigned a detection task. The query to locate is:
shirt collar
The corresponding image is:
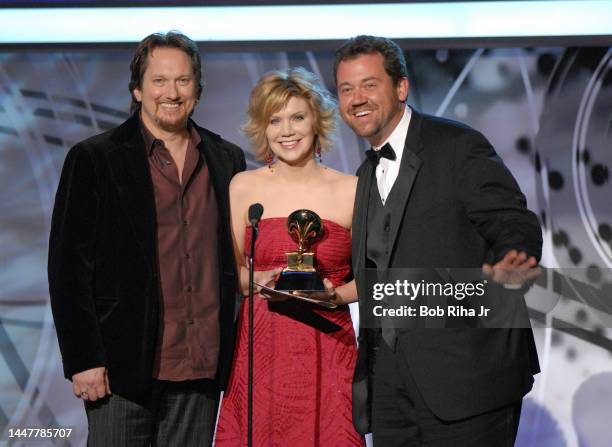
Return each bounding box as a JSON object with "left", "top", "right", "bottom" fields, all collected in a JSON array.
[
  {"left": 372, "top": 105, "right": 412, "bottom": 162},
  {"left": 139, "top": 116, "right": 158, "bottom": 156},
  {"left": 139, "top": 113, "right": 201, "bottom": 156}
]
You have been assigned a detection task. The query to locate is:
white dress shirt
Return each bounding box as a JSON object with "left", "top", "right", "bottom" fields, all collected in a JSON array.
[{"left": 373, "top": 106, "right": 412, "bottom": 204}]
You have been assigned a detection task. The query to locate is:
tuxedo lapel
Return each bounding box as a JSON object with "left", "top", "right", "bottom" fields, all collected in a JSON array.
[
  {"left": 351, "top": 156, "right": 375, "bottom": 436},
  {"left": 108, "top": 116, "right": 157, "bottom": 263},
  {"left": 384, "top": 110, "right": 423, "bottom": 268},
  {"left": 352, "top": 159, "right": 374, "bottom": 275}
]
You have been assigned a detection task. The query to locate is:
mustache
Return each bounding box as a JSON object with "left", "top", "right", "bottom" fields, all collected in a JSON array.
[{"left": 350, "top": 105, "right": 374, "bottom": 113}]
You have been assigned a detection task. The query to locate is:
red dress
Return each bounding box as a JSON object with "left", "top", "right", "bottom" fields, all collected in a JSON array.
[{"left": 215, "top": 218, "right": 364, "bottom": 446}]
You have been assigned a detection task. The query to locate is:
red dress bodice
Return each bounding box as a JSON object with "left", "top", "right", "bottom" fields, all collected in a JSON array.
[{"left": 215, "top": 218, "right": 363, "bottom": 446}]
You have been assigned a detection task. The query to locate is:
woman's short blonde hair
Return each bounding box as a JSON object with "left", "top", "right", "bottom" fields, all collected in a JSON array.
[{"left": 243, "top": 67, "right": 337, "bottom": 161}]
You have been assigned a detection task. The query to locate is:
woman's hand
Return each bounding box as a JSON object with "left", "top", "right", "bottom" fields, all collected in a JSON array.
[
  {"left": 248, "top": 267, "right": 282, "bottom": 296},
  {"left": 292, "top": 278, "right": 339, "bottom": 303}
]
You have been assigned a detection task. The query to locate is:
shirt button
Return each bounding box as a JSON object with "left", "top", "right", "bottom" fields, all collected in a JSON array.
[
  {"left": 182, "top": 220, "right": 188, "bottom": 226},
  {"left": 187, "top": 319, "right": 194, "bottom": 325},
  {"left": 185, "top": 253, "right": 191, "bottom": 259},
  {"left": 384, "top": 224, "right": 390, "bottom": 232},
  {"left": 187, "top": 286, "right": 193, "bottom": 292},
  {"left": 164, "top": 160, "right": 172, "bottom": 165}
]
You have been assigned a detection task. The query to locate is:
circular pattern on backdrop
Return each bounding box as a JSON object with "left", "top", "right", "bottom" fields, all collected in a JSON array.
[{"left": 535, "top": 48, "right": 612, "bottom": 271}]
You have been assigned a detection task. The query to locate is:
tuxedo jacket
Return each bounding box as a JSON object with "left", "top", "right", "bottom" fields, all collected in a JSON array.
[
  {"left": 48, "top": 113, "right": 245, "bottom": 404},
  {"left": 351, "top": 109, "right": 542, "bottom": 433}
]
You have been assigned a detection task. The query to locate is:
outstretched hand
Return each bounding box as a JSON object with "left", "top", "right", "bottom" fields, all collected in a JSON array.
[{"left": 482, "top": 250, "right": 542, "bottom": 286}]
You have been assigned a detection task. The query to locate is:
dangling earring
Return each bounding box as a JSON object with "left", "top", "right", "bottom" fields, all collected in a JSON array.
[
  {"left": 315, "top": 145, "right": 322, "bottom": 163},
  {"left": 266, "top": 151, "right": 274, "bottom": 169}
]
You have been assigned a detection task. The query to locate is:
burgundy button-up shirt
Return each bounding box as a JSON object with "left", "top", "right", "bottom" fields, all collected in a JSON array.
[{"left": 141, "top": 120, "right": 220, "bottom": 381}]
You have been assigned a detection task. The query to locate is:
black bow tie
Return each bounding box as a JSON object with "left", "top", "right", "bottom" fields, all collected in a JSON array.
[{"left": 366, "top": 143, "right": 396, "bottom": 165}]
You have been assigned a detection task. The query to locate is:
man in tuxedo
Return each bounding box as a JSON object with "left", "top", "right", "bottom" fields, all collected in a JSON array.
[
  {"left": 48, "top": 32, "right": 245, "bottom": 446},
  {"left": 335, "top": 35, "right": 542, "bottom": 446}
]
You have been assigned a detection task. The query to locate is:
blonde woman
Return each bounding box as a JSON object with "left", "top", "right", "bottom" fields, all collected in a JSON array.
[{"left": 215, "top": 68, "right": 363, "bottom": 446}]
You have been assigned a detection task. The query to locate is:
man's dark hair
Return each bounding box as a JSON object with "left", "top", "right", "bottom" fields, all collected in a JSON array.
[
  {"left": 333, "top": 35, "right": 408, "bottom": 86},
  {"left": 128, "top": 31, "right": 203, "bottom": 112}
]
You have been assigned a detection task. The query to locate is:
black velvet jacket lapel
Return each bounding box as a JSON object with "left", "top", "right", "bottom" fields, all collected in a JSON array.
[
  {"left": 194, "top": 124, "right": 231, "bottom": 246},
  {"left": 107, "top": 115, "right": 157, "bottom": 264}
]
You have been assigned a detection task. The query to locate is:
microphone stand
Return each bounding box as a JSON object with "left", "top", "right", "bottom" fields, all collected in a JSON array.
[{"left": 248, "top": 220, "right": 259, "bottom": 447}]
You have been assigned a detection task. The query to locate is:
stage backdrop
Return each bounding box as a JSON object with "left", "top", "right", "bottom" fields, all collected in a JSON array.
[{"left": 1, "top": 45, "right": 611, "bottom": 446}]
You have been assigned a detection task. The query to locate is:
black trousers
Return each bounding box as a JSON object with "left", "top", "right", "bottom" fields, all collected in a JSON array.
[
  {"left": 85, "top": 379, "right": 219, "bottom": 447},
  {"left": 372, "top": 341, "right": 522, "bottom": 446}
]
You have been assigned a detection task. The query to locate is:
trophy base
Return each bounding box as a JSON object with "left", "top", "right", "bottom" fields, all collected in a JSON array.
[{"left": 275, "top": 270, "right": 325, "bottom": 292}]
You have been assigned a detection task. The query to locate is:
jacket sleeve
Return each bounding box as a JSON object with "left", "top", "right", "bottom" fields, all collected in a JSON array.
[
  {"left": 454, "top": 129, "right": 542, "bottom": 263},
  {"left": 48, "top": 144, "right": 107, "bottom": 379},
  {"left": 232, "top": 143, "right": 246, "bottom": 174}
]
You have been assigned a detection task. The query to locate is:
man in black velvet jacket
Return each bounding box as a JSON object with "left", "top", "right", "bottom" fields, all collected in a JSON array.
[
  {"left": 335, "top": 35, "right": 542, "bottom": 446},
  {"left": 48, "top": 32, "right": 245, "bottom": 446}
]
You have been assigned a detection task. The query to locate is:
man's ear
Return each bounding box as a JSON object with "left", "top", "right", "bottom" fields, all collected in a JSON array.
[
  {"left": 397, "top": 77, "right": 409, "bottom": 103},
  {"left": 133, "top": 88, "right": 142, "bottom": 102}
]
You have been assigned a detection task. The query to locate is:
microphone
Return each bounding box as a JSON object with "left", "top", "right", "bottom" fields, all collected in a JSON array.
[
  {"left": 246, "top": 202, "right": 263, "bottom": 447},
  {"left": 248, "top": 203, "right": 264, "bottom": 227}
]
